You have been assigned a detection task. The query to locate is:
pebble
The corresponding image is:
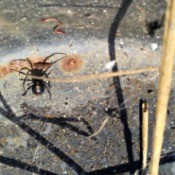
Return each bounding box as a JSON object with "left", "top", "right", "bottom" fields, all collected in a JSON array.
[{"left": 151, "top": 43, "right": 158, "bottom": 51}]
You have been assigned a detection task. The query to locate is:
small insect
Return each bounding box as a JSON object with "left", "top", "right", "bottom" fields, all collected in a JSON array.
[
  {"left": 41, "top": 17, "right": 65, "bottom": 35},
  {"left": 53, "top": 24, "right": 65, "bottom": 35},
  {"left": 11, "top": 53, "right": 66, "bottom": 99}
]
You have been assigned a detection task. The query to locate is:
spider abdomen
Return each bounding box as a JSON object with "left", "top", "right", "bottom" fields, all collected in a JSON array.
[{"left": 32, "top": 81, "right": 45, "bottom": 95}]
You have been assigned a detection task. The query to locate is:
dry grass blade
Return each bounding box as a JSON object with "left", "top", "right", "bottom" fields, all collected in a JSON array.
[
  {"left": 88, "top": 117, "right": 109, "bottom": 138},
  {"left": 25, "top": 67, "right": 158, "bottom": 83},
  {"left": 149, "top": 1, "right": 175, "bottom": 175}
]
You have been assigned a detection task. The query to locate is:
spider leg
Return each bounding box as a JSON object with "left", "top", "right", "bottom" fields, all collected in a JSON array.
[
  {"left": 43, "top": 83, "right": 52, "bottom": 100},
  {"left": 43, "top": 52, "right": 67, "bottom": 63},
  {"left": 11, "top": 68, "right": 31, "bottom": 90},
  {"left": 21, "top": 71, "right": 33, "bottom": 86},
  {"left": 11, "top": 59, "right": 28, "bottom": 61},
  {"left": 27, "top": 82, "right": 33, "bottom": 86},
  {"left": 22, "top": 84, "right": 33, "bottom": 96},
  {"left": 19, "top": 67, "right": 31, "bottom": 77},
  {"left": 20, "top": 79, "right": 32, "bottom": 81},
  {"left": 22, "top": 71, "right": 32, "bottom": 91},
  {"left": 52, "top": 55, "right": 67, "bottom": 65},
  {"left": 42, "top": 69, "right": 52, "bottom": 86},
  {"left": 26, "top": 58, "right": 33, "bottom": 69},
  {"left": 48, "top": 80, "right": 51, "bottom": 88},
  {"left": 20, "top": 79, "right": 33, "bottom": 87},
  {"left": 11, "top": 57, "right": 33, "bottom": 69},
  {"left": 44, "top": 69, "right": 52, "bottom": 88},
  {"left": 20, "top": 67, "right": 31, "bottom": 71},
  {"left": 10, "top": 69, "right": 26, "bottom": 75},
  {"left": 10, "top": 59, "right": 30, "bottom": 66},
  {"left": 11, "top": 68, "right": 31, "bottom": 79},
  {"left": 44, "top": 69, "right": 52, "bottom": 77}
]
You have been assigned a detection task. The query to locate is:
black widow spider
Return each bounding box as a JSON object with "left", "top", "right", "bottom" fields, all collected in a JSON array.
[{"left": 11, "top": 53, "right": 67, "bottom": 99}]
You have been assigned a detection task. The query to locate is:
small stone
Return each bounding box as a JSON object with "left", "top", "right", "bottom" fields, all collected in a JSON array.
[
  {"left": 27, "top": 138, "right": 37, "bottom": 148},
  {"left": 151, "top": 43, "right": 158, "bottom": 51}
]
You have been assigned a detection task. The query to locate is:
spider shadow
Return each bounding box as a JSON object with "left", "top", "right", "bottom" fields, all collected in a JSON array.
[
  {"left": 18, "top": 113, "right": 94, "bottom": 138},
  {"left": 108, "top": 0, "right": 136, "bottom": 174}
]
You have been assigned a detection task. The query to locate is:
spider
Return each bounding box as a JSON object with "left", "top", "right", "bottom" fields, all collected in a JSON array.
[{"left": 11, "top": 53, "right": 66, "bottom": 99}]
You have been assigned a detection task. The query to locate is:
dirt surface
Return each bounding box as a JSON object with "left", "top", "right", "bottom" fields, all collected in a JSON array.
[{"left": 1, "top": 0, "right": 175, "bottom": 175}]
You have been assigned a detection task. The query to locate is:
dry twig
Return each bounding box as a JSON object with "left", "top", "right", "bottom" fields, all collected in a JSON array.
[
  {"left": 142, "top": 101, "right": 149, "bottom": 174},
  {"left": 88, "top": 117, "right": 109, "bottom": 138}
]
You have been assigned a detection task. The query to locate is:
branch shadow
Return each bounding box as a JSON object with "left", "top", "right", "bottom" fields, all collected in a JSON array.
[
  {"left": 0, "top": 155, "right": 58, "bottom": 175},
  {"left": 88, "top": 154, "right": 175, "bottom": 175},
  {"left": 0, "top": 92, "right": 85, "bottom": 175},
  {"left": 0, "top": 92, "right": 175, "bottom": 175},
  {"left": 108, "top": 0, "right": 134, "bottom": 174}
]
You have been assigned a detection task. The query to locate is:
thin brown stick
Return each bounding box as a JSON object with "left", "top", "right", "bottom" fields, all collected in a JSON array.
[
  {"left": 149, "top": 1, "right": 175, "bottom": 175},
  {"left": 88, "top": 117, "right": 109, "bottom": 138},
  {"left": 142, "top": 101, "right": 149, "bottom": 172},
  {"left": 22, "top": 66, "right": 158, "bottom": 83}
]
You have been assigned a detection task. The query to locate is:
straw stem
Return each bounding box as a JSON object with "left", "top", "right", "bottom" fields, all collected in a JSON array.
[{"left": 149, "top": 0, "right": 175, "bottom": 174}]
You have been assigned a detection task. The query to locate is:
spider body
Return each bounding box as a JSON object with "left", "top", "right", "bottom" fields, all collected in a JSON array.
[{"left": 11, "top": 53, "right": 66, "bottom": 99}]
